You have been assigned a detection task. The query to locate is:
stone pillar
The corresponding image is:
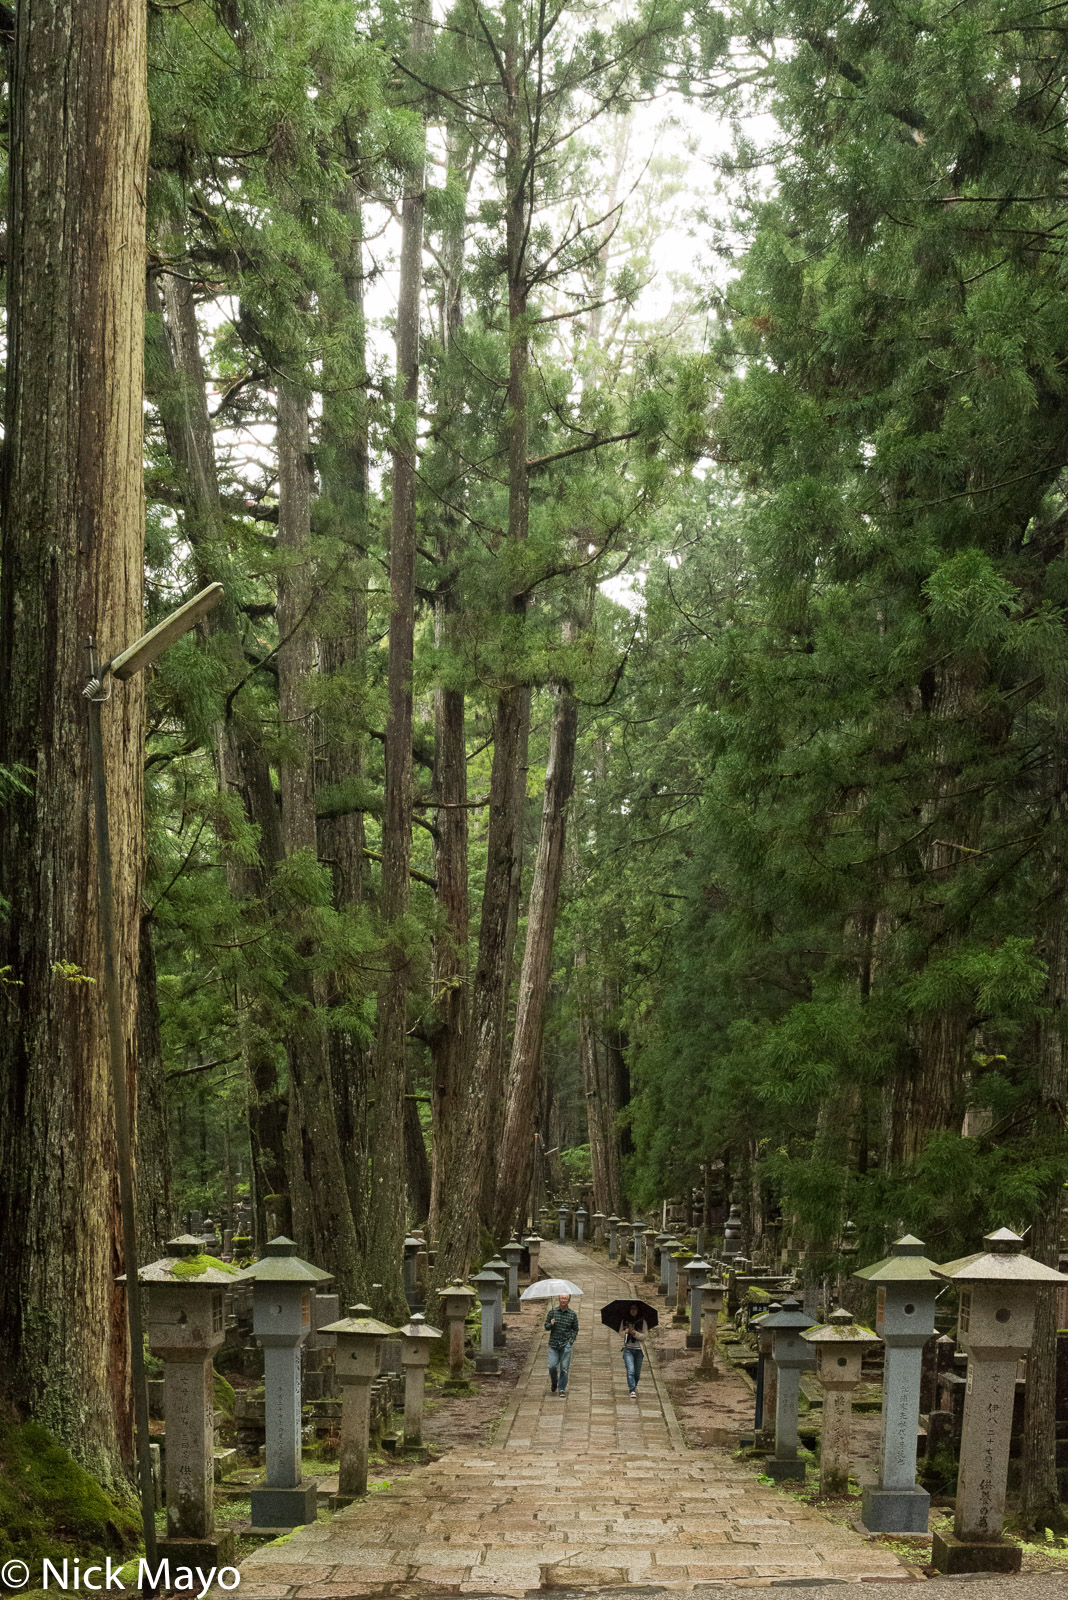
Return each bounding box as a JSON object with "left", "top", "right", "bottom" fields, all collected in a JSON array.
[
  {"left": 558, "top": 1204, "right": 568, "bottom": 1243},
  {"left": 593, "top": 1213, "right": 606, "bottom": 1247},
  {"left": 402, "top": 1235, "right": 421, "bottom": 1305},
  {"left": 399, "top": 1314, "right": 440, "bottom": 1447},
  {"left": 483, "top": 1255, "right": 508, "bottom": 1345},
  {"left": 472, "top": 1272, "right": 502, "bottom": 1374},
  {"left": 762, "top": 1299, "right": 816, "bottom": 1482},
  {"left": 931, "top": 1229, "right": 1068, "bottom": 1575},
  {"left": 631, "top": 1221, "right": 644, "bottom": 1272},
  {"left": 608, "top": 1215, "right": 621, "bottom": 1262},
  {"left": 437, "top": 1280, "right": 477, "bottom": 1386},
  {"left": 139, "top": 1236, "right": 236, "bottom": 1567},
  {"left": 502, "top": 1238, "right": 523, "bottom": 1313},
  {"left": 576, "top": 1208, "right": 587, "bottom": 1244},
  {"left": 802, "top": 1308, "right": 878, "bottom": 1494},
  {"left": 698, "top": 1280, "right": 725, "bottom": 1379},
  {"left": 853, "top": 1234, "right": 942, "bottom": 1534},
  {"left": 643, "top": 1228, "right": 658, "bottom": 1285},
  {"left": 321, "top": 1306, "right": 396, "bottom": 1506}
]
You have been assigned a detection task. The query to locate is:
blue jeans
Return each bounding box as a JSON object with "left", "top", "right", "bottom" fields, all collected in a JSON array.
[
  {"left": 623, "top": 1345, "right": 644, "bottom": 1391},
  {"left": 548, "top": 1343, "right": 574, "bottom": 1390}
]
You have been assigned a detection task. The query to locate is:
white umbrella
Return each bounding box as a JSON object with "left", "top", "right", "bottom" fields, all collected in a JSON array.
[{"left": 520, "top": 1277, "right": 583, "bottom": 1300}]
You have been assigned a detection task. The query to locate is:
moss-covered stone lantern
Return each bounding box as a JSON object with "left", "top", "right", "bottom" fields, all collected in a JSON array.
[
  {"left": 931, "top": 1228, "right": 1068, "bottom": 1575},
  {"left": 802, "top": 1308, "right": 878, "bottom": 1494},
  {"left": 132, "top": 1235, "right": 237, "bottom": 1568},
  {"left": 437, "top": 1279, "right": 477, "bottom": 1385},
  {"left": 319, "top": 1305, "right": 397, "bottom": 1505}
]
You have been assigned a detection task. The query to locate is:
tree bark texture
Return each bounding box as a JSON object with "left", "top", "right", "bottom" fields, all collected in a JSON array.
[
  {"left": 276, "top": 380, "right": 363, "bottom": 1298},
  {"left": 494, "top": 686, "right": 579, "bottom": 1236},
  {"left": 370, "top": 0, "right": 430, "bottom": 1315},
  {"left": 0, "top": 0, "right": 148, "bottom": 1482},
  {"left": 137, "top": 915, "right": 173, "bottom": 1256}
]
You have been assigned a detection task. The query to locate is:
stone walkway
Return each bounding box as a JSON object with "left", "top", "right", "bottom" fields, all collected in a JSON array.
[{"left": 236, "top": 1244, "right": 915, "bottom": 1596}]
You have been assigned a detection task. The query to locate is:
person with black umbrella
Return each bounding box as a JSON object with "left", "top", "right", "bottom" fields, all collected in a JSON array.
[{"left": 601, "top": 1296, "right": 658, "bottom": 1399}]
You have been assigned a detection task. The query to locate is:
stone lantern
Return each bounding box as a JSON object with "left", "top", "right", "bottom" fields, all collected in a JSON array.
[
  {"left": 607, "top": 1214, "right": 621, "bottom": 1261},
  {"left": 483, "top": 1253, "right": 508, "bottom": 1345},
  {"left": 931, "top": 1228, "right": 1068, "bottom": 1575},
  {"left": 524, "top": 1233, "right": 542, "bottom": 1282},
  {"left": 437, "top": 1279, "right": 476, "bottom": 1385},
  {"left": 697, "top": 1278, "right": 725, "bottom": 1378},
  {"left": 682, "top": 1257, "right": 713, "bottom": 1349},
  {"left": 654, "top": 1234, "right": 671, "bottom": 1295},
  {"left": 763, "top": 1297, "right": 817, "bottom": 1481},
  {"left": 670, "top": 1247, "right": 690, "bottom": 1322},
  {"left": 501, "top": 1238, "right": 524, "bottom": 1313},
  {"left": 236, "top": 1237, "right": 332, "bottom": 1533},
  {"left": 132, "top": 1235, "right": 236, "bottom": 1567},
  {"left": 557, "top": 1203, "right": 569, "bottom": 1243},
  {"left": 630, "top": 1220, "right": 645, "bottom": 1273},
  {"left": 319, "top": 1305, "right": 397, "bottom": 1505},
  {"left": 751, "top": 1303, "right": 781, "bottom": 1443},
  {"left": 853, "top": 1232, "right": 942, "bottom": 1533},
  {"left": 802, "top": 1308, "right": 878, "bottom": 1494},
  {"left": 643, "top": 1227, "right": 658, "bottom": 1284},
  {"left": 402, "top": 1234, "right": 422, "bottom": 1306},
  {"left": 398, "top": 1313, "right": 440, "bottom": 1447},
  {"left": 592, "top": 1212, "right": 606, "bottom": 1247},
  {"left": 576, "top": 1206, "right": 588, "bottom": 1245},
  {"left": 472, "top": 1270, "right": 503, "bottom": 1373}
]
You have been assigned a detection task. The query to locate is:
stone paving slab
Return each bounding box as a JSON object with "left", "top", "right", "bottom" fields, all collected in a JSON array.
[{"left": 232, "top": 1245, "right": 915, "bottom": 1595}]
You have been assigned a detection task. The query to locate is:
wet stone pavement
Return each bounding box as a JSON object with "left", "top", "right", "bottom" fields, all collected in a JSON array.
[{"left": 231, "top": 1244, "right": 916, "bottom": 1596}]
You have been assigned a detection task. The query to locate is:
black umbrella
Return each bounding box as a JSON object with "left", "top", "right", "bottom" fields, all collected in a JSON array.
[{"left": 600, "top": 1297, "right": 659, "bottom": 1331}]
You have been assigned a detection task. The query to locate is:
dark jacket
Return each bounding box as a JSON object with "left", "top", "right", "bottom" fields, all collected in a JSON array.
[{"left": 545, "top": 1306, "right": 579, "bottom": 1350}]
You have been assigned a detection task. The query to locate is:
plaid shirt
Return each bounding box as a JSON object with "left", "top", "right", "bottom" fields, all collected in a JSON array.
[{"left": 544, "top": 1306, "right": 579, "bottom": 1350}]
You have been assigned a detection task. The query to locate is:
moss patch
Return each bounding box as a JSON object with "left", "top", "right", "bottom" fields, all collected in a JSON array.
[
  {"left": 213, "top": 1370, "right": 236, "bottom": 1420},
  {"left": 0, "top": 1413, "right": 141, "bottom": 1566},
  {"left": 169, "top": 1253, "right": 237, "bottom": 1280}
]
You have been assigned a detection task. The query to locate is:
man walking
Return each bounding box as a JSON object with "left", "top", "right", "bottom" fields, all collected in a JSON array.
[{"left": 545, "top": 1292, "right": 579, "bottom": 1394}]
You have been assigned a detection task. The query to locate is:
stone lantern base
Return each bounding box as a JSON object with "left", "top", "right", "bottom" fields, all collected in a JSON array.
[
  {"left": 764, "top": 1454, "right": 805, "bottom": 1482},
  {"left": 861, "top": 1485, "right": 930, "bottom": 1534},
  {"left": 474, "top": 1352, "right": 500, "bottom": 1374},
  {"left": 932, "top": 1531, "right": 1021, "bottom": 1575},
  {"left": 250, "top": 1480, "right": 319, "bottom": 1535},
  {"left": 158, "top": 1533, "right": 234, "bottom": 1571}
]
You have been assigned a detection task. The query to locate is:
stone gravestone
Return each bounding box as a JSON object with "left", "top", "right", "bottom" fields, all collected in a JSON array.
[
  {"left": 931, "top": 1229, "right": 1068, "bottom": 1574},
  {"left": 802, "top": 1308, "right": 878, "bottom": 1495},
  {"left": 236, "top": 1237, "right": 331, "bottom": 1533},
  {"left": 854, "top": 1234, "right": 942, "bottom": 1533},
  {"left": 683, "top": 1257, "right": 712, "bottom": 1350},
  {"left": 135, "top": 1235, "right": 237, "bottom": 1567}
]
